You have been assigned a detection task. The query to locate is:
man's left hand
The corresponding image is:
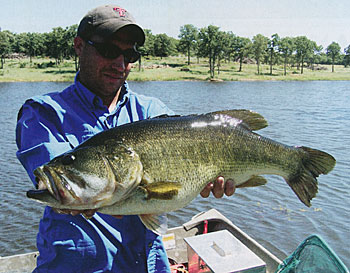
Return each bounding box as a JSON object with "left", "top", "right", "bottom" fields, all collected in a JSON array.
[{"left": 200, "top": 176, "right": 235, "bottom": 198}]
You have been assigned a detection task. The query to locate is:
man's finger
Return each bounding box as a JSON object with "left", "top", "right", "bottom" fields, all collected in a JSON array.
[
  {"left": 224, "top": 179, "right": 236, "bottom": 196},
  {"left": 213, "top": 176, "right": 225, "bottom": 198},
  {"left": 200, "top": 182, "right": 213, "bottom": 198},
  {"left": 53, "top": 208, "right": 97, "bottom": 219},
  {"left": 70, "top": 210, "right": 81, "bottom": 216},
  {"left": 112, "top": 215, "right": 124, "bottom": 219},
  {"left": 83, "top": 209, "right": 97, "bottom": 217}
]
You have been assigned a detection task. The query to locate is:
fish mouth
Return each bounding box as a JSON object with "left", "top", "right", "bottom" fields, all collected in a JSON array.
[
  {"left": 33, "top": 166, "right": 61, "bottom": 202},
  {"left": 26, "top": 189, "right": 53, "bottom": 201},
  {"left": 33, "top": 166, "right": 78, "bottom": 203}
]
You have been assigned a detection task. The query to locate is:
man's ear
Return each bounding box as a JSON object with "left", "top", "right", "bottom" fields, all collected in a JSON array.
[{"left": 74, "top": 36, "right": 84, "bottom": 56}]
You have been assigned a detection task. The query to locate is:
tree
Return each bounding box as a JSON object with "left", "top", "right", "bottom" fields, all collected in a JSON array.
[
  {"left": 326, "top": 42, "right": 341, "bottom": 72},
  {"left": 153, "top": 33, "right": 176, "bottom": 58},
  {"left": 140, "top": 29, "right": 155, "bottom": 57},
  {"left": 197, "top": 25, "right": 223, "bottom": 78},
  {"left": 344, "top": 45, "right": 350, "bottom": 68},
  {"left": 22, "top": 32, "right": 44, "bottom": 63},
  {"left": 307, "top": 42, "right": 323, "bottom": 70},
  {"left": 0, "top": 31, "right": 12, "bottom": 69},
  {"left": 178, "top": 24, "right": 198, "bottom": 65},
  {"left": 64, "top": 25, "right": 78, "bottom": 69},
  {"left": 252, "top": 34, "right": 268, "bottom": 75},
  {"left": 221, "top": 31, "right": 236, "bottom": 63},
  {"left": 294, "top": 36, "right": 314, "bottom": 74},
  {"left": 44, "top": 27, "right": 66, "bottom": 65},
  {"left": 279, "top": 37, "right": 294, "bottom": 76},
  {"left": 12, "top": 32, "right": 27, "bottom": 54},
  {"left": 234, "top": 36, "right": 251, "bottom": 72},
  {"left": 137, "top": 29, "right": 155, "bottom": 71},
  {"left": 267, "top": 33, "right": 280, "bottom": 75},
  {"left": 215, "top": 30, "right": 230, "bottom": 75}
]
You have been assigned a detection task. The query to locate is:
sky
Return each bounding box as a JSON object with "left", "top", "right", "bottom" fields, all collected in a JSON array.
[{"left": 1, "top": 0, "right": 349, "bottom": 50}]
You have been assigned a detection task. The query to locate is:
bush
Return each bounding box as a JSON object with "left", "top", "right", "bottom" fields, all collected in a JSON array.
[{"left": 35, "top": 61, "right": 55, "bottom": 69}]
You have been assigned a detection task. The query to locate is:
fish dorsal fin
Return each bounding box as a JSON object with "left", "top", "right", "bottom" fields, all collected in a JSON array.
[
  {"left": 142, "top": 182, "right": 182, "bottom": 200},
  {"left": 209, "top": 110, "right": 268, "bottom": 131},
  {"left": 139, "top": 213, "right": 168, "bottom": 235},
  {"left": 236, "top": 175, "right": 268, "bottom": 188}
]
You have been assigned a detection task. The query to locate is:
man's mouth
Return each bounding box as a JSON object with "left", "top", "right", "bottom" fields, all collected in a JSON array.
[{"left": 103, "top": 72, "right": 124, "bottom": 79}]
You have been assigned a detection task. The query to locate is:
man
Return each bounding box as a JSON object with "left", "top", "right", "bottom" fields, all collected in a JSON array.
[{"left": 16, "top": 5, "right": 235, "bottom": 272}]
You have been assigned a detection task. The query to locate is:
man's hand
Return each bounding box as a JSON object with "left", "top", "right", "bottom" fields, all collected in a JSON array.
[{"left": 200, "top": 176, "right": 235, "bottom": 198}]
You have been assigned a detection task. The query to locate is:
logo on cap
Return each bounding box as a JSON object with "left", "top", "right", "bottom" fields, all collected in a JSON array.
[{"left": 113, "top": 7, "right": 126, "bottom": 17}]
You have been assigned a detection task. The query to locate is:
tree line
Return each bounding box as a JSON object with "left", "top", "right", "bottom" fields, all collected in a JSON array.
[
  {"left": 176, "top": 25, "right": 350, "bottom": 77},
  {"left": 0, "top": 25, "right": 78, "bottom": 69},
  {"left": 1, "top": 24, "right": 350, "bottom": 78}
]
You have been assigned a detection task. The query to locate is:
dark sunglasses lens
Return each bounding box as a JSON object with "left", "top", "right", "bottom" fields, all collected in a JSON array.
[
  {"left": 93, "top": 43, "right": 140, "bottom": 63},
  {"left": 97, "top": 44, "right": 121, "bottom": 59},
  {"left": 124, "top": 49, "right": 140, "bottom": 63}
]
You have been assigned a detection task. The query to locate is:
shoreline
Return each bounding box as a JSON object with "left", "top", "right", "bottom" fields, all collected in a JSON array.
[
  {"left": 3, "top": 78, "right": 350, "bottom": 82},
  {"left": 1, "top": 57, "right": 349, "bottom": 82}
]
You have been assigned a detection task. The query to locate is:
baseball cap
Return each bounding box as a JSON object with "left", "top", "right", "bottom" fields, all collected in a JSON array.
[{"left": 77, "top": 5, "right": 145, "bottom": 45}]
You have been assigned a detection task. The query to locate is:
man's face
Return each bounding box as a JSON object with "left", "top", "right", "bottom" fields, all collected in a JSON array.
[{"left": 75, "top": 31, "right": 134, "bottom": 102}]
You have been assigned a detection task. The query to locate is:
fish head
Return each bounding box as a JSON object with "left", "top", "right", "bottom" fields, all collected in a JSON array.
[{"left": 31, "top": 143, "right": 143, "bottom": 209}]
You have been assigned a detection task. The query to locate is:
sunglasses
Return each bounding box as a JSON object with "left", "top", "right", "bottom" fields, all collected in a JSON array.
[{"left": 86, "top": 40, "right": 140, "bottom": 63}]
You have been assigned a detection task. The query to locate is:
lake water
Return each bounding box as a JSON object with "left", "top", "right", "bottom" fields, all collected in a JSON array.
[{"left": 0, "top": 80, "right": 349, "bottom": 268}]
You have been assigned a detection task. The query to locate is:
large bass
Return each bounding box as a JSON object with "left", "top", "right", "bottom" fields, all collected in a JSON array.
[{"left": 27, "top": 110, "right": 336, "bottom": 233}]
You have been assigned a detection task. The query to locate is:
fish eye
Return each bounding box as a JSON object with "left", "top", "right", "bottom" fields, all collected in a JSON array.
[{"left": 61, "top": 154, "right": 76, "bottom": 165}]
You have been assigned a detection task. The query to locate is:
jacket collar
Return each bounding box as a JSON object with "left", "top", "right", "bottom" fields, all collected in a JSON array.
[{"left": 74, "top": 72, "right": 130, "bottom": 111}]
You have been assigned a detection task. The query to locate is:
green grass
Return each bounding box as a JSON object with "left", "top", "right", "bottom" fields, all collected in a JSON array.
[
  {"left": 0, "top": 58, "right": 76, "bottom": 82},
  {"left": 1, "top": 56, "right": 349, "bottom": 82}
]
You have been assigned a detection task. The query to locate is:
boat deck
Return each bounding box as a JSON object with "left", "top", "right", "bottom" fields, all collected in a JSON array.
[{"left": 0, "top": 209, "right": 282, "bottom": 273}]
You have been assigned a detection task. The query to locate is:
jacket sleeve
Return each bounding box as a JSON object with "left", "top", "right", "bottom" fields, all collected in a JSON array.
[{"left": 16, "top": 99, "right": 73, "bottom": 186}]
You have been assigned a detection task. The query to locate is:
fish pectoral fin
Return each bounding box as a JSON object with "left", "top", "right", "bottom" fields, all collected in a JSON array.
[
  {"left": 236, "top": 176, "right": 267, "bottom": 188},
  {"left": 209, "top": 110, "right": 268, "bottom": 131},
  {"left": 139, "top": 213, "right": 168, "bottom": 235},
  {"left": 142, "top": 182, "right": 181, "bottom": 200}
]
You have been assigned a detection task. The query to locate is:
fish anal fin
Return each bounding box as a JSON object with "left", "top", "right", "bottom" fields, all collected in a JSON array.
[
  {"left": 139, "top": 214, "right": 168, "bottom": 235},
  {"left": 236, "top": 176, "right": 267, "bottom": 188},
  {"left": 144, "top": 182, "right": 181, "bottom": 200},
  {"left": 210, "top": 110, "right": 268, "bottom": 131}
]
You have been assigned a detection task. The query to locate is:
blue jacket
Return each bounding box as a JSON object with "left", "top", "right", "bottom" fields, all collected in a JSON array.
[{"left": 16, "top": 73, "right": 173, "bottom": 272}]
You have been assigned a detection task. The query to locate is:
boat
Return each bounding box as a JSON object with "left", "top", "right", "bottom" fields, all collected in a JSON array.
[
  {"left": 164, "top": 209, "right": 281, "bottom": 273},
  {"left": 0, "top": 209, "right": 348, "bottom": 273}
]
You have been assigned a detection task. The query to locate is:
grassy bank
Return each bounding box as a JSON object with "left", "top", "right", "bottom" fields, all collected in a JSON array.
[{"left": 1, "top": 56, "right": 350, "bottom": 82}]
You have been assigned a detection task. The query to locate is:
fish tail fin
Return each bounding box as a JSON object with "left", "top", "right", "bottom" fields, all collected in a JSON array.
[{"left": 287, "top": 146, "right": 336, "bottom": 207}]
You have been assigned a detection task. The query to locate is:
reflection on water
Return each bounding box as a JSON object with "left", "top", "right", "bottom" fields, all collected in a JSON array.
[{"left": 0, "top": 81, "right": 349, "bottom": 267}]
